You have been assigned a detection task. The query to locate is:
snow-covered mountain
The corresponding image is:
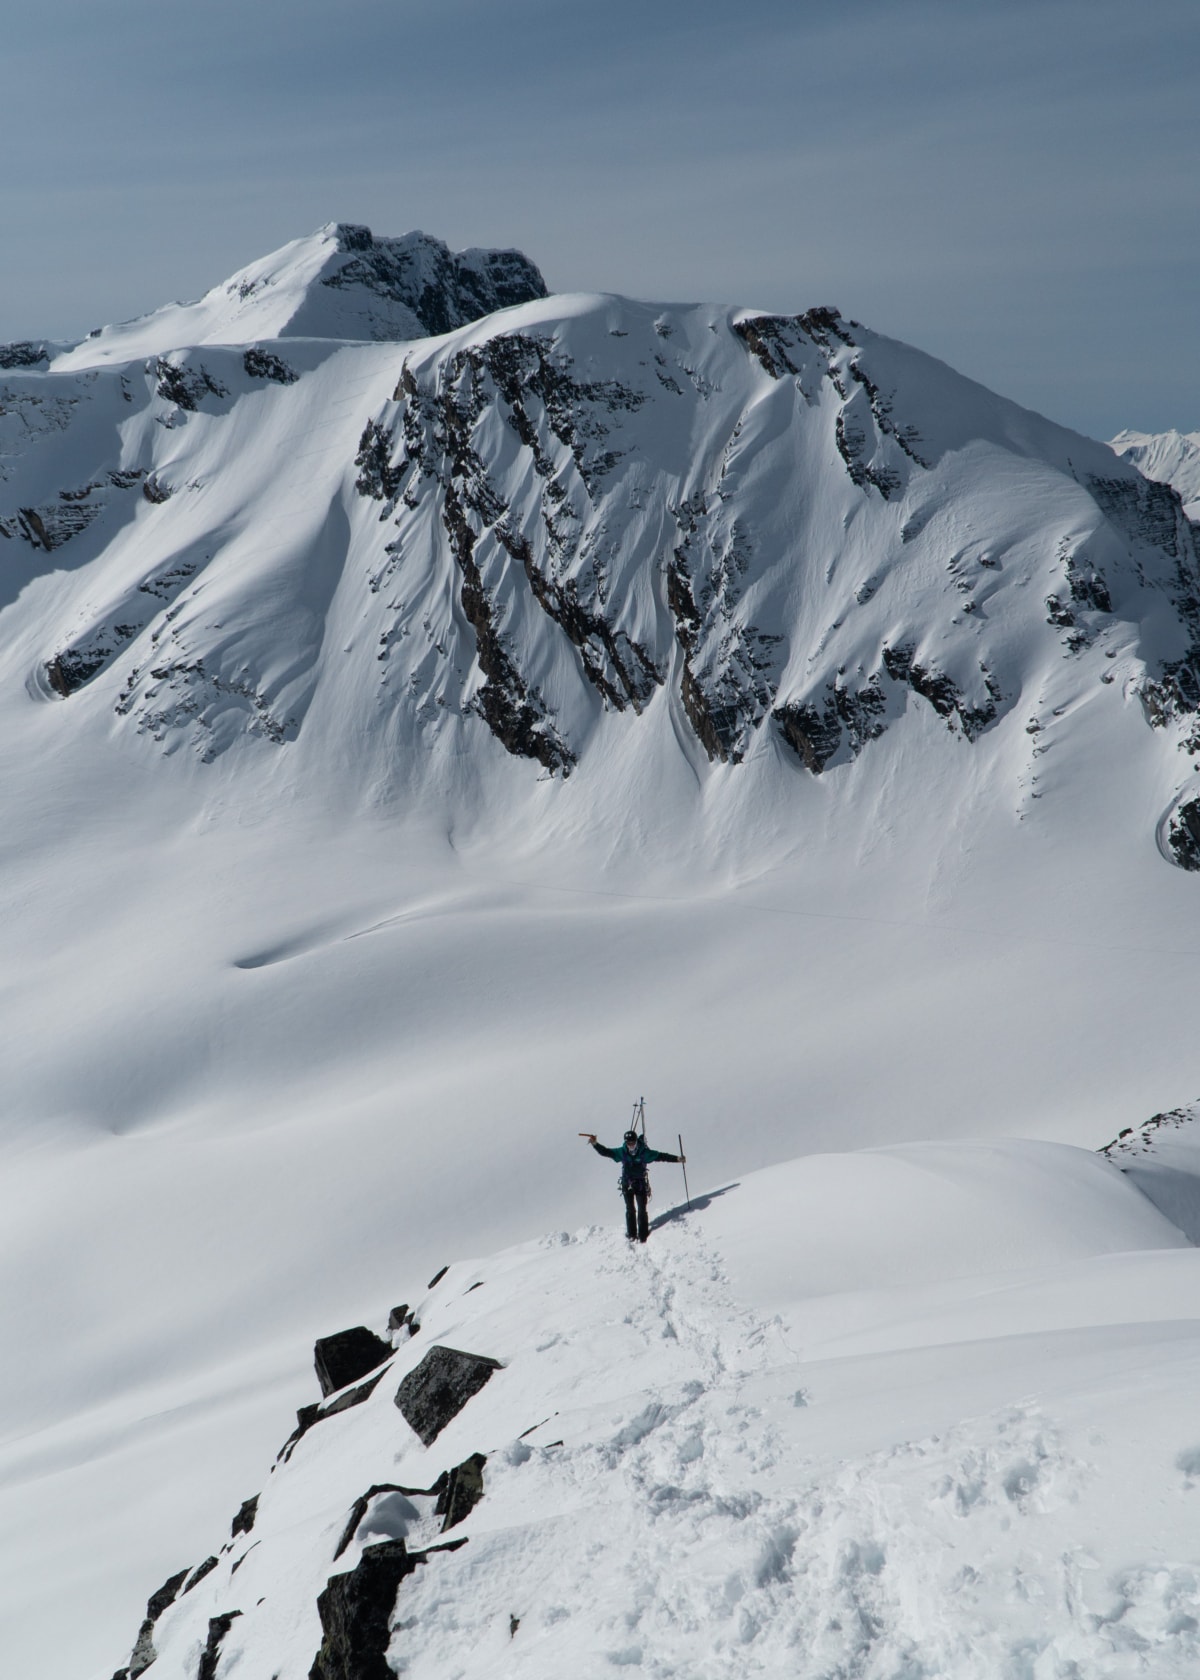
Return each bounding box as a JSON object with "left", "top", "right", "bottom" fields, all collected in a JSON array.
[
  {"left": 3, "top": 228, "right": 1200, "bottom": 1680},
  {"left": 1111, "top": 429, "right": 1200, "bottom": 522},
  {"left": 4, "top": 265, "right": 1200, "bottom": 865}
]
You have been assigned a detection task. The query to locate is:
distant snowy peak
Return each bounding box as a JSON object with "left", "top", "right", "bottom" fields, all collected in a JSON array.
[
  {"left": 1111, "top": 428, "right": 1200, "bottom": 521},
  {"left": 49, "top": 223, "right": 548, "bottom": 370}
]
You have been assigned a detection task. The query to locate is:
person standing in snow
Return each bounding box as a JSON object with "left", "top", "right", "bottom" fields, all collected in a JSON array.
[{"left": 581, "top": 1129, "right": 684, "bottom": 1243}]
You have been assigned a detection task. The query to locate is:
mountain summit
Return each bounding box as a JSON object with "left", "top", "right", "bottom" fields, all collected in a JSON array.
[{"left": 48, "top": 223, "right": 548, "bottom": 370}]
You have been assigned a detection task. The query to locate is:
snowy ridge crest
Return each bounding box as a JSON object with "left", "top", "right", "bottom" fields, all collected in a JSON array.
[{"left": 104, "top": 1136, "right": 1200, "bottom": 1680}]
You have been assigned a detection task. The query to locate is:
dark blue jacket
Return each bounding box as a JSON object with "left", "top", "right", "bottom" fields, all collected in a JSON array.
[{"left": 591, "top": 1137, "right": 679, "bottom": 1189}]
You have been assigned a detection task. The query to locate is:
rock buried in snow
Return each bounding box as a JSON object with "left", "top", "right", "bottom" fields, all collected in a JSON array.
[
  {"left": 314, "top": 1326, "right": 393, "bottom": 1398},
  {"left": 394, "top": 1346, "right": 501, "bottom": 1445},
  {"left": 435, "top": 1452, "right": 487, "bottom": 1531}
]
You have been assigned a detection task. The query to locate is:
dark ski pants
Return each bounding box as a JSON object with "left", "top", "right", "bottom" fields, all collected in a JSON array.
[{"left": 623, "top": 1183, "right": 649, "bottom": 1242}]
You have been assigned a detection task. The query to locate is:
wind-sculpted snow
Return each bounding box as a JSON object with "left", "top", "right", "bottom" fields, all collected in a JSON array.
[{"left": 105, "top": 1140, "right": 1200, "bottom": 1680}]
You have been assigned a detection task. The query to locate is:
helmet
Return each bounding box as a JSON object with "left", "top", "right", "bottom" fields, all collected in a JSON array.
[{"left": 623, "top": 1130, "right": 639, "bottom": 1150}]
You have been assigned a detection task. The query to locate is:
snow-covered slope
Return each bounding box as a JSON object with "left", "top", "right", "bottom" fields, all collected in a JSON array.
[
  {"left": 107, "top": 1138, "right": 1200, "bottom": 1680},
  {"left": 44, "top": 223, "right": 547, "bottom": 370},
  {"left": 6, "top": 288, "right": 1200, "bottom": 866},
  {"left": 1111, "top": 429, "right": 1200, "bottom": 522},
  {"left": 3, "top": 233, "right": 1200, "bottom": 1679}
]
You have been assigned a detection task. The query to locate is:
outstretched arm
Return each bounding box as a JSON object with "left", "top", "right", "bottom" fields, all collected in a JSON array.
[
  {"left": 579, "top": 1133, "right": 621, "bottom": 1161},
  {"left": 645, "top": 1147, "right": 684, "bottom": 1164}
]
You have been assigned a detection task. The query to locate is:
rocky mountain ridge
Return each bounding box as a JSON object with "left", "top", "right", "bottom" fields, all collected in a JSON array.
[{"left": 1, "top": 247, "right": 1199, "bottom": 865}]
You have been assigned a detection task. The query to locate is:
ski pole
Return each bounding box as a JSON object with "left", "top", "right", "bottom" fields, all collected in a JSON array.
[{"left": 678, "top": 1132, "right": 691, "bottom": 1210}]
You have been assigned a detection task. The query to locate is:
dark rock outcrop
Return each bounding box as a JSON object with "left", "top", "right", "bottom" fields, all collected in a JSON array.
[
  {"left": 182, "top": 1555, "right": 219, "bottom": 1594},
  {"left": 154, "top": 357, "right": 229, "bottom": 412},
  {"left": 243, "top": 347, "right": 298, "bottom": 384},
  {"left": 435, "top": 1452, "right": 487, "bottom": 1531},
  {"left": 665, "top": 495, "right": 780, "bottom": 765},
  {"left": 314, "top": 1326, "right": 393, "bottom": 1398},
  {"left": 394, "top": 1346, "right": 501, "bottom": 1446},
  {"left": 735, "top": 307, "right": 929, "bottom": 502},
  {"left": 320, "top": 226, "right": 547, "bottom": 340},
  {"left": 230, "top": 1496, "right": 259, "bottom": 1539},
  {"left": 1166, "top": 796, "right": 1200, "bottom": 870},
  {"left": 116, "top": 1565, "right": 189, "bottom": 1679},
  {"left": 308, "top": 1537, "right": 464, "bottom": 1680},
  {"left": 18, "top": 494, "right": 103, "bottom": 553},
  {"left": 883, "top": 645, "right": 1000, "bottom": 742},
  {"left": 1090, "top": 473, "right": 1200, "bottom": 754},
  {"left": 445, "top": 480, "right": 577, "bottom": 775},
  {"left": 0, "top": 339, "right": 49, "bottom": 369},
  {"left": 372, "top": 331, "right": 661, "bottom": 773},
  {"left": 197, "top": 1612, "right": 242, "bottom": 1680},
  {"left": 277, "top": 1369, "right": 389, "bottom": 1463},
  {"left": 774, "top": 697, "right": 844, "bottom": 772}
]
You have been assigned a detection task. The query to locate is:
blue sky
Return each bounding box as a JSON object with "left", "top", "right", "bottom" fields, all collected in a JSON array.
[{"left": 3, "top": 0, "right": 1195, "bottom": 440}]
